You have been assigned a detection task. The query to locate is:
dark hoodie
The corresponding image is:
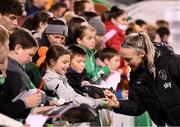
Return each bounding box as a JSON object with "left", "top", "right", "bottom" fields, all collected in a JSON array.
[{"left": 113, "top": 42, "right": 180, "bottom": 126}]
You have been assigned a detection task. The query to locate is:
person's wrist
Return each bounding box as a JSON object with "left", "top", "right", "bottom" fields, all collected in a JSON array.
[
  {"left": 114, "top": 100, "right": 120, "bottom": 108},
  {"left": 22, "top": 99, "right": 28, "bottom": 108},
  {"left": 100, "top": 100, "right": 107, "bottom": 108}
]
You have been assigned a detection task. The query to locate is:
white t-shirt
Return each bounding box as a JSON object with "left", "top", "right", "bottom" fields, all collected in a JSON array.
[{"left": 100, "top": 71, "right": 121, "bottom": 91}]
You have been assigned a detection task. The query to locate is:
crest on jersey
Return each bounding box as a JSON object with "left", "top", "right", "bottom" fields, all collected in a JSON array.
[{"left": 158, "top": 69, "right": 167, "bottom": 80}]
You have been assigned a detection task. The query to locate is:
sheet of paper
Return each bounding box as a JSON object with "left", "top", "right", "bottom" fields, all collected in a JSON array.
[{"left": 25, "top": 114, "right": 48, "bottom": 127}]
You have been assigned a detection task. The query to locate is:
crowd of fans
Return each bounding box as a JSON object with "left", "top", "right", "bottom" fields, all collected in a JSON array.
[{"left": 0, "top": 0, "right": 171, "bottom": 126}]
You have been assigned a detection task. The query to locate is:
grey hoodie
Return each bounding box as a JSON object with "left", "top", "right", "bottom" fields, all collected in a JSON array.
[{"left": 43, "top": 69, "right": 101, "bottom": 108}]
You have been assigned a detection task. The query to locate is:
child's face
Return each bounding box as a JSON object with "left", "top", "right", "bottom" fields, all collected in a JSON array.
[
  {"left": 105, "top": 55, "right": 120, "bottom": 71},
  {"left": 70, "top": 55, "right": 86, "bottom": 73},
  {"left": 47, "top": 34, "right": 66, "bottom": 45},
  {"left": 18, "top": 47, "right": 38, "bottom": 65},
  {"left": 52, "top": 54, "right": 70, "bottom": 75},
  {"left": 78, "top": 29, "right": 96, "bottom": 49}
]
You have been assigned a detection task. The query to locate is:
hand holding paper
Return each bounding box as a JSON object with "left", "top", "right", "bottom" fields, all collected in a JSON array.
[
  {"left": 24, "top": 92, "right": 42, "bottom": 108},
  {"left": 26, "top": 114, "right": 48, "bottom": 127}
]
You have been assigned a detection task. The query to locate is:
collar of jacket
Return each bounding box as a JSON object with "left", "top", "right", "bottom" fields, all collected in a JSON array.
[
  {"left": 8, "top": 57, "right": 25, "bottom": 72},
  {"left": 81, "top": 46, "right": 96, "bottom": 55},
  {"left": 46, "top": 68, "right": 67, "bottom": 83},
  {"left": 67, "top": 67, "right": 85, "bottom": 81},
  {"left": 67, "top": 67, "right": 85, "bottom": 75},
  {"left": 153, "top": 42, "right": 174, "bottom": 65},
  {"left": 105, "top": 20, "right": 116, "bottom": 29}
]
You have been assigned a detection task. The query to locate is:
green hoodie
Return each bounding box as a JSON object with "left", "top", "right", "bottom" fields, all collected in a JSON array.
[{"left": 83, "top": 47, "right": 110, "bottom": 84}]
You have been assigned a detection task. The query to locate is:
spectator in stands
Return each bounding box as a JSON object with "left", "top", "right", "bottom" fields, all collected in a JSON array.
[
  {"left": 0, "top": 23, "right": 53, "bottom": 127},
  {"left": 98, "top": 47, "right": 120, "bottom": 90},
  {"left": 146, "top": 24, "right": 157, "bottom": 42},
  {"left": 40, "top": 17, "right": 68, "bottom": 47},
  {"left": 0, "top": 27, "right": 41, "bottom": 118},
  {"left": 156, "top": 26, "right": 170, "bottom": 44},
  {"left": 50, "top": 2, "right": 67, "bottom": 18},
  {"left": 22, "top": 11, "right": 51, "bottom": 88},
  {"left": 104, "top": 6, "right": 127, "bottom": 52},
  {"left": 27, "top": 0, "right": 48, "bottom": 16},
  {"left": 73, "top": 0, "right": 95, "bottom": 15},
  {"left": 126, "top": 22, "right": 142, "bottom": 35},
  {"left": 81, "top": 11, "right": 106, "bottom": 51},
  {"left": 81, "top": 11, "right": 98, "bottom": 22},
  {"left": 35, "top": 17, "right": 68, "bottom": 68},
  {"left": 66, "top": 45, "right": 88, "bottom": 96},
  {"left": 135, "top": 19, "right": 147, "bottom": 33},
  {"left": 62, "top": 9, "right": 75, "bottom": 22},
  {"left": 73, "top": 25, "right": 110, "bottom": 84},
  {"left": 156, "top": 20, "right": 169, "bottom": 28},
  {"left": 43, "top": 45, "right": 107, "bottom": 109},
  {"left": 0, "top": 0, "right": 23, "bottom": 31},
  {"left": 22, "top": 11, "right": 50, "bottom": 40},
  {"left": 66, "top": 16, "right": 88, "bottom": 46}
]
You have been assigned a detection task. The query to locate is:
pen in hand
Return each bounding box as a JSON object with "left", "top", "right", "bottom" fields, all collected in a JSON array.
[{"left": 53, "top": 84, "right": 59, "bottom": 96}]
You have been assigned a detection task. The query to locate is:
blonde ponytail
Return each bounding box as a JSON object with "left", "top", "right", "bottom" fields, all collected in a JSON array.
[{"left": 141, "top": 32, "right": 156, "bottom": 77}]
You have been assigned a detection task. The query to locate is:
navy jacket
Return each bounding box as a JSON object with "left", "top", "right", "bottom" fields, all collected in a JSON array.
[{"left": 66, "top": 68, "right": 87, "bottom": 96}]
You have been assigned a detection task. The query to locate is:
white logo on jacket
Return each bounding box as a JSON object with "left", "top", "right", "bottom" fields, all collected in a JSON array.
[
  {"left": 158, "top": 70, "right": 167, "bottom": 80},
  {"left": 163, "top": 82, "right": 172, "bottom": 89}
]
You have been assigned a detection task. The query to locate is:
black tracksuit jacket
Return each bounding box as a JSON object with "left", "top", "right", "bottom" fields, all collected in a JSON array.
[
  {"left": 113, "top": 43, "right": 180, "bottom": 126},
  {"left": 0, "top": 57, "right": 30, "bottom": 118}
]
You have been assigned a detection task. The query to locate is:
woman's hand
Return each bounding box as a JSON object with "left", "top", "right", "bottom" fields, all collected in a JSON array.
[{"left": 104, "top": 89, "right": 120, "bottom": 108}]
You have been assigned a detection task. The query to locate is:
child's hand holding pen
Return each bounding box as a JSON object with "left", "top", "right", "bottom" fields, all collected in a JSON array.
[{"left": 24, "top": 92, "right": 42, "bottom": 108}]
